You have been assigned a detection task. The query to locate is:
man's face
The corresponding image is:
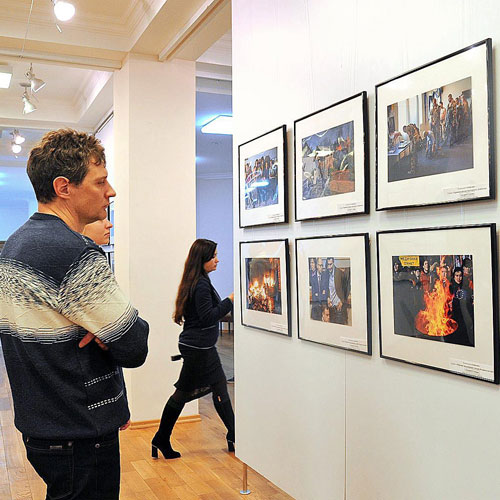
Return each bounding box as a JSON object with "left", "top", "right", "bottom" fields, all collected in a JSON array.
[
  {"left": 423, "top": 260, "right": 429, "bottom": 272},
  {"left": 327, "top": 259, "right": 334, "bottom": 273},
  {"left": 310, "top": 259, "right": 316, "bottom": 272},
  {"left": 317, "top": 260, "right": 323, "bottom": 273},
  {"left": 454, "top": 270, "right": 463, "bottom": 285},
  {"left": 70, "top": 159, "right": 116, "bottom": 225}
]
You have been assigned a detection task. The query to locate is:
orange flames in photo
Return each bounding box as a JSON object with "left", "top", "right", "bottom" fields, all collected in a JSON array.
[{"left": 415, "top": 276, "right": 458, "bottom": 337}]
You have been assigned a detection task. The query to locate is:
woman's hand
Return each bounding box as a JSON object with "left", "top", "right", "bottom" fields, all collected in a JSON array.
[{"left": 228, "top": 292, "right": 234, "bottom": 302}]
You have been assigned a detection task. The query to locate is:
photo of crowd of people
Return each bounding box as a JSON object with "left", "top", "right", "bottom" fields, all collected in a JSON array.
[
  {"left": 387, "top": 77, "right": 473, "bottom": 182},
  {"left": 392, "top": 254, "right": 474, "bottom": 346},
  {"left": 244, "top": 147, "right": 279, "bottom": 210},
  {"left": 301, "top": 121, "right": 355, "bottom": 200},
  {"left": 246, "top": 257, "right": 282, "bottom": 315},
  {"left": 308, "top": 257, "right": 351, "bottom": 326}
]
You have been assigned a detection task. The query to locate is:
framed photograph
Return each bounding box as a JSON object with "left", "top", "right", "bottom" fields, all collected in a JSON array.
[
  {"left": 239, "top": 239, "right": 290, "bottom": 336},
  {"left": 296, "top": 233, "right": 371, "bottom": 354},
  {"left": 0, "top": 241, "right": 4, "bottom": 253},
  {"left": 238, "top": 125, "right": 287, "bottom": 227},
  {"left": 377, "top": 224, "right": 498, "bottom": 383},
  {"left": 376, "top": 38, "right": 494, "bottom": 210},
  {"left": 294, "top": 91, "right": 368, "bottom": 220}
]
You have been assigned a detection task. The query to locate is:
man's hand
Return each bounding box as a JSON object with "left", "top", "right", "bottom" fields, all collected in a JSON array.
[
  {"left": 120, "top": 420, "right": 131, "bottom": 431},
  {"left": 79, "top": 332, "right": 109, "bottom": 351}
]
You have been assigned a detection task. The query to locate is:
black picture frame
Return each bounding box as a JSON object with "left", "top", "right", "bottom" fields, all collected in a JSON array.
[
  {"left": 238, "top": 125, "right": 288, "bottom": 228},
  {"left": 376, "top": 38, "right": 494, "bottom": 211},
  {"left": 239, "top": 238, "right": 291, "bottom": 336},
  {"left": 377, "top": 223, "right": 498, "bottom": 384},
  {"left": 295, "top": 233, "right": 371, "bottom": 355},
  {"left": 294, "top": 91, "right": 369, "bottom": 221}
]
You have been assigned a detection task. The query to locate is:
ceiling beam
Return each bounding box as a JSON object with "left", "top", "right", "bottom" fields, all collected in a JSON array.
[{"left": 158, "top": 0, "right": 229, "bottom": 62}]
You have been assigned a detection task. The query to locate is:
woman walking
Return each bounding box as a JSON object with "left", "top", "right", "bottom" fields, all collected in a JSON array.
[{"left": 152, "top": 239, "right": 235, "bottom": 459}]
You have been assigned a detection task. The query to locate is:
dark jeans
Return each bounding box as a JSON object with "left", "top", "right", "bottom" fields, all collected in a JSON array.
[{"left": 23, "top": 431, "right": 120, "bottom": 500}]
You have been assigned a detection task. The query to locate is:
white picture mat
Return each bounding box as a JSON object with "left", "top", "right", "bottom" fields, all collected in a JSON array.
[
  {"left": 296, "top": 235, "right": 369, "bottom": 352},
  {"left": 378, "top": 226, "right": 495, "bottom": 380},
  {"left": 239, "top": 127, "right": 286, "bottom": 226},
  {"left": 377, "top": 43, "right": 490, "bottom": 209},
  {"left": 295, "top": 93, "right": 365, "bottom": 219},
  {"left": 240, "top": 240, "right": 289, "bottom": 335}
]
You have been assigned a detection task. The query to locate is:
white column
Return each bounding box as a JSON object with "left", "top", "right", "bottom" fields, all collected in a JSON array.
[{"left": 113, "top": 54, "right": 197, "bottom": 421}]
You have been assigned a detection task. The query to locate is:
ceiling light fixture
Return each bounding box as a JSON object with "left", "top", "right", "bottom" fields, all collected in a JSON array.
[
  {"left": 11, "top": 142, "right": 22, "bottom": 154},
  {"left": 20, "top": 83, "right": 37, "bottom": 114},
  {"left": 26, "top": 63, "right": 46, "bottom": 93},
  {"left": 52, "top": 0, "right": 76, "bottom": 22},
  {"left": 11, "top": 130, "right": 26, "bottom": 145},
  {"left": 201, "top": 115, "right": 233, "bottom": 135},
  {"left": 0, "top": 65, "right": 12, "bottom": 89}
]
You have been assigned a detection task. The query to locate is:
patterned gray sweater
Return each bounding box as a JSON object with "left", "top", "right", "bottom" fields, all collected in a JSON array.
[{"left": 0, "top": 213, "right": 149, "bottom": 439}]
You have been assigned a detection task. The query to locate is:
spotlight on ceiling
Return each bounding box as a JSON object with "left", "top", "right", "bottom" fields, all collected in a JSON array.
[
  {"left": 11, "top": 142, "right": 22, "bottom": 154},
  {"left": 20, "top": 83, "right": 37, "bottom": 114},
  {"left": 11, "top": 130, "right": 25, "bottom": 145},
  {"left": 52, "top": 0, "right": 75, "bottom": 22},
  {"left": 26, "top": 63, "right": 46, "bottom": 93},
  {"left": 0, "top": 64, "right": 12, "bottom": 89},
  {"left": 200, "top": 115, "right": 233, "bottom": 135}
]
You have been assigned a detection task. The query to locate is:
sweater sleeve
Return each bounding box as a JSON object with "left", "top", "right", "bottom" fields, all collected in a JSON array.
[
  {"left": 193, "top": 278, "right": 232, "bottom": 328},
  {"left": 57, "top": 248, "right": 149, "bottom": 368}
]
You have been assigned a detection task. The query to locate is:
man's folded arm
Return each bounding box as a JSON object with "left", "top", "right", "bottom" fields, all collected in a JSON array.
[{"left": 58, "top": 248, "right": 149, "bottom": 367}]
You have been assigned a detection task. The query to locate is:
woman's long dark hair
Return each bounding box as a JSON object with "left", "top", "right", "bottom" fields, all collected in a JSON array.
[{"left": 174, "top": 239, "right": 217, "bottom": 325}]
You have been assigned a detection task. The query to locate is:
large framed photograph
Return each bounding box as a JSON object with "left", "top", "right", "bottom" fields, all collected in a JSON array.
[
  {"left": 376, "top": 38, "right": 494, "bottom": 210},
  {"left": 294, "top": 91, "right": 368, "bottom": 220},
  {"left": 238, "top": 125, "right": 287, "bottom": 227},
  {"left": 296, "top": 233, "right": 371, "bottom": 354},
  {"left": 377, "top": 224, "right": 498, "bottom": 383},
  {"left": 239, "top": 239, "right": 290, "bottom": 336}
]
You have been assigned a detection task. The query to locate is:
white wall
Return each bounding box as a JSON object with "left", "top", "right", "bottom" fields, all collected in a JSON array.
[
  {"left": 196, "top": 91, "right": 233, "bottom": 298},
  {"left": 197, "top": 176, "right": 233, "bottom": 298},
  {"left": 232, "top": 1, "right": 500, "bottom": 499}
]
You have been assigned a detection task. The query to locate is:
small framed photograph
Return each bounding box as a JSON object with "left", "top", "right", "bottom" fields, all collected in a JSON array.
[
  {"left": 295, "top": 234, "right": 371, "bottom": 354},
  {"left": 377, "top": 224, "right": 498, "bottom": 383},
  {"left": 294, "top": 91, "right": 368, "bottom": 220},
  {"left": 239, "top": 239, "right": 290, "bottom": 336},
  {"left": 238, "top": 125, "right": 287, "bottom": 227},
  {"left": 376, "top": 38, "right": 494, "bottom": 210}
]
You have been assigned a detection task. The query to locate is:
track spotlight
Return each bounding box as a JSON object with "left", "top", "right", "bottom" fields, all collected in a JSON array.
[
  {"left": 11, "top": 142, "right": 22, "bottom": 154},
  {"left": 52, "top": 1, "right": 75, "bottom": 22},
  {"left": 11, "top": 130, "right": 25, "bottom": 145},
  {"left": 21, "top": 83, "right": 37, "bottom": 114},
  {"left": 26, "top": 64, "right": 46, "bottom": 93}
]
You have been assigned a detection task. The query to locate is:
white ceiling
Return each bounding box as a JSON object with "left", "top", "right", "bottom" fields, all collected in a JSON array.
[{"left": 0, "top": 0, "right": 232, "bottom": 131}]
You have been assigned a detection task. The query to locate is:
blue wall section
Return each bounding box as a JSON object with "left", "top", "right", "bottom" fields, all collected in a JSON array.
[{"left": 196, "top": 91, "right": 233, "bottom": 299}]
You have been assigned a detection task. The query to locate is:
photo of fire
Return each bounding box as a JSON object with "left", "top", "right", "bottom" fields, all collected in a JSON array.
[
  {"left": 392, "top": 254, "right": 474, "bottom": 346},
  {"left": 245, "top": 258, "right": 282, "bottom": 315}
]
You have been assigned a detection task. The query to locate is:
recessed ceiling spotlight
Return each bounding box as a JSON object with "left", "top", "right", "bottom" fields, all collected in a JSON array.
[
  {"left": 201, "top": 115, "right": 233, "bottom": 135},
  {"left": 52, "top": 0, "right": 75, "bottom": 22}
]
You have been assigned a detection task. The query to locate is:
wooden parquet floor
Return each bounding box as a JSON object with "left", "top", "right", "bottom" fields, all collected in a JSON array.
[{"left": 0, "top": 331, "right": 293, "bottom": 499}]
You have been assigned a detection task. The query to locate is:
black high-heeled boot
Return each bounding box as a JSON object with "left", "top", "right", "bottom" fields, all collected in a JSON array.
[
  {"left": 213, "top": 396, "right": 235, "bottom": 452},
  {"left": 152, "top": 398, "right": 184, "bottom": 459}
]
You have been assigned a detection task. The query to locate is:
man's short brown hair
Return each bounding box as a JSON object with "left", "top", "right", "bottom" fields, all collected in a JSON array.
[{"left": 27, "top": 129, "right": 105, "bottom": 203}]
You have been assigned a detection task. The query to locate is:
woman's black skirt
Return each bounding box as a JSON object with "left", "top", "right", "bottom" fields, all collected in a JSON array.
[{"left": 174, "top": 344, "right": 226, "bottom": 398}]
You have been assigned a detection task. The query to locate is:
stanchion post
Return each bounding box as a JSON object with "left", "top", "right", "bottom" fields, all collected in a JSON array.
[{"left": 240, "top": 462, "right": 251, "bottom": 495}]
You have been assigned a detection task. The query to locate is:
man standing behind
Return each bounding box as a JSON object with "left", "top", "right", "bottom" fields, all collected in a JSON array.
[{"left": 0, "top": 129, "right": 149, "bottom": 499}]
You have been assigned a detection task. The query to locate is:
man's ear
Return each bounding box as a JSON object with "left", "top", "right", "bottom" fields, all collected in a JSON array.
[{"left": 53, "top": 176, "right": 71, "bottom": 199}]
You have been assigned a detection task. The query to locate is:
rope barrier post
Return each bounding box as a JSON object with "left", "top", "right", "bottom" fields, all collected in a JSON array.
[{"left": 240, "top": 462, "right": 251, "bottom": 495}]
